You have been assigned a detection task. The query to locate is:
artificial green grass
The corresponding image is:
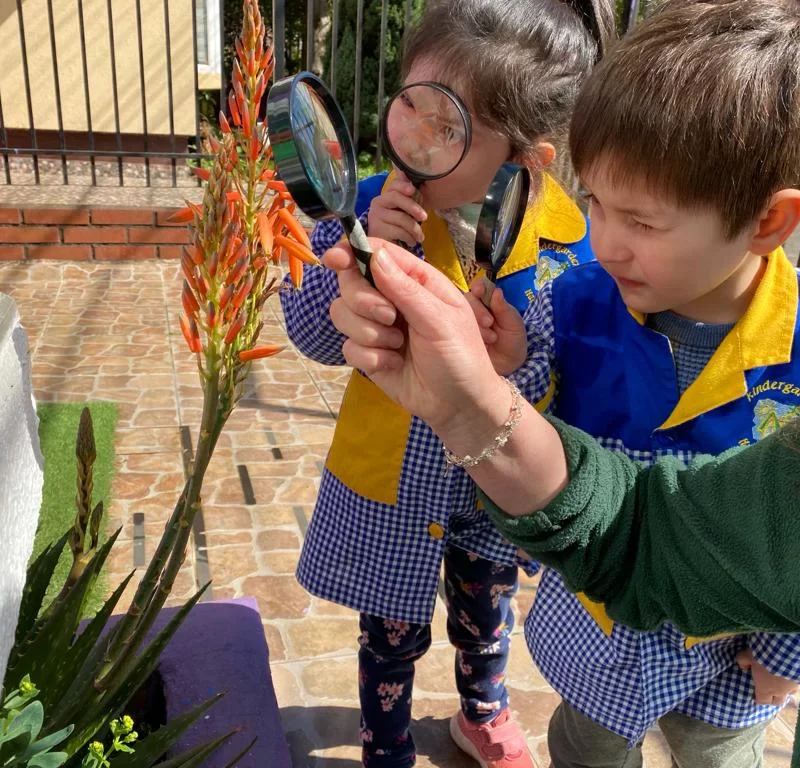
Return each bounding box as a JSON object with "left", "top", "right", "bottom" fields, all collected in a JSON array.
[{"left": 34, "top": 402, "right": 118, "bottom": 616}]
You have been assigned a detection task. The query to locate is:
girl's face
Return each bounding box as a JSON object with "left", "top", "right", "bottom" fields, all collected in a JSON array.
[{"left": 393, "top": 58, "right": 513, "bottom": 210}]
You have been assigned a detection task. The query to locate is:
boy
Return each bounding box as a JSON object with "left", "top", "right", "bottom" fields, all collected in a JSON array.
[{"left": 475, "top": 0, "right": 800, "bottom": 764}]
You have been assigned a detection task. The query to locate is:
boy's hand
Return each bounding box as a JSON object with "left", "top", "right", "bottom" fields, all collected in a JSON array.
[
  {"left": 737, "top": 649, "right": 798, "bottom": 706},
  {"left": 367, "top": 170, "right": 427, "bottom": 247},
  {"left": 465, "top": 280, "right": 528, "bottom": 376}
]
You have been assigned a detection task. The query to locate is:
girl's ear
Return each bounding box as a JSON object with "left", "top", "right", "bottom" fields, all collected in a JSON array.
[{"left": 514, "top": 141, "right": 556, "bottom": 171}]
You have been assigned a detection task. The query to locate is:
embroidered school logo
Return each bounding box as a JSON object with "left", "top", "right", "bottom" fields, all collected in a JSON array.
[
  {"left": 534, "top": 254, "right": 567, "bottom": 291},
  {"left": 752, "top": 398, "right": 800, "bottom": 440}
]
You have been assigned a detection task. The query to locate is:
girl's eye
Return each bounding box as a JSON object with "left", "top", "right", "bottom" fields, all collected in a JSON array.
[
  {"left": 400, "top": 92, "right": 415, "bottom": 111},
  {"left": 438, "top": 124, "right": 460, "bottom": 144}
]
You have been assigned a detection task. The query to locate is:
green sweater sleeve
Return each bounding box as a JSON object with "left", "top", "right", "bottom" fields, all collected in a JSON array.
[{"left": 485, "top": 418, "right": 800, "bottom": 637}]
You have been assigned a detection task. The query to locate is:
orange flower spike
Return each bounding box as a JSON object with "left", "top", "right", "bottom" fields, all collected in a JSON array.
[
  {"left": 188, "top": 243, "right": 204, "bottom": 265},
  {"left": 226, "top": 190, "right": 242, "bottom": 204},
  {"left": 239, "top": 345, "right": 285, "bottom": 363},
  {"left": 219, "top": 111, "right": 232, "bottom": 134},
  {"left": 207, "top": 301, "right": 217, "bottom": 330},
  {"left": 257, "top": 211, "right": 273, "bottom": 254},
  {"left": 247, "top": 49, "right": 256, "bottom": 78},
  {"left": 267, "top": 179, "right": 288, "bottom": 194},
  {"left": 228, "top": 92, "right": 242, "bottom": 127},
  {"left": 234, "top": 79, "right": 246, "bottom": 113},
  {"left": 277, "top": 208, "right": 313, "bottom": 250},
  {"left": 218, "top": 283, "right": 234, "bottom": 313},
  {"left": 228, "top": 254, "right": 249, "bottom": 286},
  {"left": 180, "top": 312, "right": 202, "bottom": 354},
  {"left": 235, "top": 38, "right": 245, "bottom": 62},
  {"left": 288, "top": 254, "right": 304, "bottom": 289},
  {"left": 249, "top": 136, "right": 259, "bottom": 162},
  {"left": 194, "top": 167, "right": 211, "bottom": 182},
  {"left": 182, "top": 281, "right": 199, "bottom": 316},
  {"left": 259, "top": 168, "right": 276, "bottom": 181},
  {"left": 231, "top": 272, "right": 254, "bottom": 312},
  {"left": 167, "top": 206, "right": 195, "bottom": 224},
  {"left": 181, "top": 251, "right": 197, "bottom": 288},
  {"left": 276, "top": 234, "right": 319, "bottom": 266},
  {"left": 196, "top": 270, "right": 210, "bottom": 300},
  {"left": 224, "top": 309, "right": 246, "bottom": 344},
  {"left": 208, "top": 249, "right": 219, "bottom": 279},
  {"left": 254, "top": 75, "right": 266, "bottom": 106},
  {"left": 233, "top": 60, "right": 244, "bottom": 90},
  {"left": 242, "top": 106, "right": 252, "bottom": 139}
]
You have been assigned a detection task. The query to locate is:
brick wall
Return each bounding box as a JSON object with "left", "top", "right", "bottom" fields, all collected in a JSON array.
[{"left": 0, "top": 207, "right": 190, "bottom": 261}]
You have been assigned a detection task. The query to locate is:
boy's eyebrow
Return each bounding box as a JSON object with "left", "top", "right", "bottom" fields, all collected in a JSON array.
[{"left": 582, "top": 185, "right": 665, "bottom": 219}]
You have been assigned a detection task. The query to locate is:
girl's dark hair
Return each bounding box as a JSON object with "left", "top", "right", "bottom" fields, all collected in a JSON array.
[{"left": 402, "top": 0, "right": 615, "bottom": 156}]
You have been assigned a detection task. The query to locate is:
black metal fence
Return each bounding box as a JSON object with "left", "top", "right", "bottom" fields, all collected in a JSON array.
[{"left": 0, "top": 0, "right": 645, "bottom": 188}]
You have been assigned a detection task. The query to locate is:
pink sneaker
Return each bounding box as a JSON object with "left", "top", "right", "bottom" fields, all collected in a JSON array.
[{"left": 449, "top": 709, "right": 535, "bottom": 768}]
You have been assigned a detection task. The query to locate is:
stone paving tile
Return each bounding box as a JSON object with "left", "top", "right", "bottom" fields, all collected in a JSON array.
[{"left": 2, "top": 259, "right": 795, "bottom": 768}]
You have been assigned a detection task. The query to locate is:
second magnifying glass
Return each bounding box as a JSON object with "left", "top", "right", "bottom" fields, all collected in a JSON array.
[
  {"left": 474, "top": 163, "right": 531, "bottom": 307},
  {"left": 266, "top": 72, "right": 375, "bottom": 285}
]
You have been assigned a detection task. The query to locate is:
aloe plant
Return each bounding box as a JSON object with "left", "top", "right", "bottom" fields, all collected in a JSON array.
[{"left": 1, "top": 0, "right": 316, "bottom": 764}]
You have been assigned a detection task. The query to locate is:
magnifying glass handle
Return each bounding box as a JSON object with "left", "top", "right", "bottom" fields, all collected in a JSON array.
[
  {"left": 481, "top": 276, "right": 496, "bottom": 308},
  {"left": 342, "top": 215, "right": 375, "bottom": 287}
]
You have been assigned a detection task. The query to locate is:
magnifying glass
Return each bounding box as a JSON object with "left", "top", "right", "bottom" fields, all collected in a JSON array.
[
  {"left": 266, "top": 72, "right": 375, "bottom": 285},
  {"left": 382, "top": 82, "right": 472, "bottom": 193},
  {"left": 474, "top": 163, "right": 531, "bottom": 307}
]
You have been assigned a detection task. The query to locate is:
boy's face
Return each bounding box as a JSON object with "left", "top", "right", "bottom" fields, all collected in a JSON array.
[{"left": 582, "top": 157, "right": 761, "bottom": 321}]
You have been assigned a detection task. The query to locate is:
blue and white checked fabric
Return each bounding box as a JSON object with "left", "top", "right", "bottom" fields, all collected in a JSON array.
[
  {"left": 517, "top": 285, "right": 800, "bottom": 745},
  {"left": 280, "top": 216, "right": 522, "bottom": 624}
]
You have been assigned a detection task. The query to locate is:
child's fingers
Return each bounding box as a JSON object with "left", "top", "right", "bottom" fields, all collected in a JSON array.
[
  {"left": 479, "top": 326, "right": 499, "bottom": 345},
  {"left": 379, "top": 189, "right": 427, "bottom": 222},
  {"left": 322, "top": 243, "right": 357, "bottom": 272},
  {"left": 337, "top": 266, "right": 398, "bottom": 325},
  {"left": 372, "top": 209, "right": 424, "bottom": 245},
  {"left": 465, "top": 287, "right": 496, "bottom": 328},
  {"left": 330, "top": 297, "right": 405, "bottom": 349}
]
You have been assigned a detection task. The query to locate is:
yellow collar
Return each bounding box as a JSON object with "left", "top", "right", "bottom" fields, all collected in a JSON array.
[
  {"left": 635, "top": 248, "right": 799, "bottom": 430},
  {"left": 382, "top": 172, "right": 587, "bottom": 292}
]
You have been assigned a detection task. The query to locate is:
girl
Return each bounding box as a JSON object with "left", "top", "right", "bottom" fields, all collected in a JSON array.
[{"left": 280, "top": 2, "right": 613, "bottom": 766}]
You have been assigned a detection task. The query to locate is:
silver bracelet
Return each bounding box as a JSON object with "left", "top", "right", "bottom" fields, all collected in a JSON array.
[{"left": 443, "top": 379, "right": 523, "bottom": 469}]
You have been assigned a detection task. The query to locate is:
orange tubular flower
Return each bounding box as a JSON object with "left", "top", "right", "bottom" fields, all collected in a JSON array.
[{"left": 239, "top": 345, "right": 284, "bottom": 362}]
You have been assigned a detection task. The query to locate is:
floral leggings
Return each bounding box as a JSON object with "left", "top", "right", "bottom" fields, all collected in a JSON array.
[{"left": 358, "top": 545, "right": 519, "bottom": 767}]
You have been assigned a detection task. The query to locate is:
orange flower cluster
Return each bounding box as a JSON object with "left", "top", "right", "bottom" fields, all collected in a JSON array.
[{"left": 172, "top": 0, "right": 318, "bottom": 371}]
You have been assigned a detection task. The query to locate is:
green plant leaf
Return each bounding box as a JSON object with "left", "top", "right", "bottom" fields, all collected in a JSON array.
[
  {"left": 40, "top": 571, "right": 136, "bottom": 718},
  {"left": 5, "top": 531, "right": 121, "bottom": 698},
  {"left": 110, "top": 694, "right": 224, "bottom": 768},
  {"left": 145, "top": 729, "right": 238, "bottom": 768},
  {"left": 14, "top": 534, "right": 69, "bottom": 648},
  {"left": 218, "top": 736, "right": 257, "bottom": 768},
  {"left": 19, "top": 724, "right": 74, "bottom": 760},
  {"left": 64, "top": 584, "right": 209, "bottom": 757},
  {"left": 1, "top": 701, "right": 43, "bottom": 746},
  {"left": 27, "top": 752, "right": 69, "bottom": 768}
]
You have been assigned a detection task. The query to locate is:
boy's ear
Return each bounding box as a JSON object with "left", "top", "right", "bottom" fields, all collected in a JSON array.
[{"left": 749, "top": 189, "right": 800, "bottom": 255}]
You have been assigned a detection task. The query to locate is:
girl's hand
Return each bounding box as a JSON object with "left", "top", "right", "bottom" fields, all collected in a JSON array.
[
  {"left": 466, "top": 280, "right": 529, "bottom": 376},
  {"left": 367, "top": 170, "right": 427, "bottom": 247}
]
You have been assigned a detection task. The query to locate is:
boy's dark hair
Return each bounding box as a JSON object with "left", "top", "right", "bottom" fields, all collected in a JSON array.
[
  {"left": 570, "top": 0, "right": 800, "bottom": 238},
  {"left": 402, "top": 0, "right": 615, "bottom": 157}
]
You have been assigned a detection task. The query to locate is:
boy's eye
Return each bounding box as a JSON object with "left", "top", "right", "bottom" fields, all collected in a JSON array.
[
  {"left": 631, "top": 218, "right": 654, "bottom": 232},
  {"left": 579, "top": 190, "right": 596, "bottom": 206}
]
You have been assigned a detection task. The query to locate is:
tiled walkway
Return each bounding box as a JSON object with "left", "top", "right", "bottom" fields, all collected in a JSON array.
[{"left": 0, "top": 260, "right": 795, "bottom": 767}]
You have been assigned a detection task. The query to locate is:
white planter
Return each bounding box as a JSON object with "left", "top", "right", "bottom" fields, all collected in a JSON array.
[{"left": 0, "top": 294, "right": 42, "bottom": 686}]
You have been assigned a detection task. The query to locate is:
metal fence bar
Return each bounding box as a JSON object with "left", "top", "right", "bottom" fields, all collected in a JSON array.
[
  {"left": 0, "top": 147, "right": 215, "bottom": 160},
  {"left": 219, "top": 0, "right": 226, "bottom": 113},
  {"left": 105, "top": 0, "right": 124, "bottom": 185},
  {"left": 76, "top": 0, "right": 97, "bottom": 185},
  {"left": 0, "top": 96, "right": 11, "bottom": 185},
  {"left": 306, "top": 0, "right": 315, "bottom": 71},
  {"left": 273, "top": 0, "right": 286, "bottom": 81},
  {"left": 134, "top": 0, "right": 152, "bottom": 186},
  {"left": 15, "top": 0, "right": 39, "bottom": 184},
  {"left": 330, "top": 0, "right": 340, "bottom": 96},
  {"left": 163, "top": 0, "right": 178, "bottom": 186},
  {"left": 375, "top": 0, "right": 389, "bottom": 169},
  {"left": 353, "top": 0, "right": 364, "bottom": 148},
  {"left": 191, "top": 0, "right": 202, "bottom": 187},
  {"left": 45, "top": 0, "right": 68, "bottom": 184},
  {"left": 622, "top": 0, "right": 641, "bottom": 32}
]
